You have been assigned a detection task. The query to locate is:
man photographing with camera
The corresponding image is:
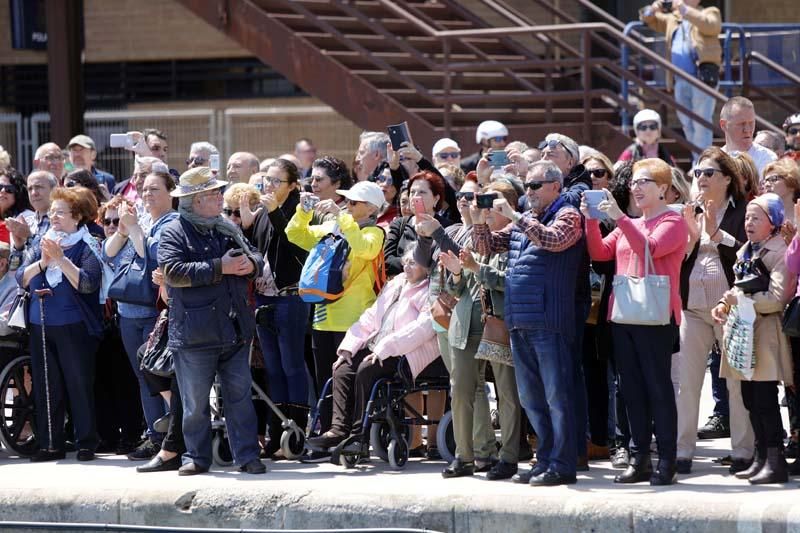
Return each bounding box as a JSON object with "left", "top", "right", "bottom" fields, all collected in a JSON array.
[{"left": 640, "top": 0, "right": 722, "bottom": 163}]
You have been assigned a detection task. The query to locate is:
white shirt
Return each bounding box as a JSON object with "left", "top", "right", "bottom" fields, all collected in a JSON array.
[{"left": 722, "top": 143, "right": 777, "bottom": 175}]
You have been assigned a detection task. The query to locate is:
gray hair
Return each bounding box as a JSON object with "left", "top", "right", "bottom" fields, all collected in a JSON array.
[
  {"left": 359, "top": 131, "right": 390, "bottom": 161},
  {"left": 189, "top": 141, "right": 219, "bottom": 156},
  {"left": 28, "top": 170, "right": 58, "bottom": 188},
  {"left": 545, "top": 133, "right": 580, "bottom": 164},
  {"left": 754, "top": 130, "right": 785, "bottom": 154},
  {"left": 135, "top": 156, "right": 162, "bottom": 174},
  {"left": 720, "top": 96, "right": 754, "bottom": 121},
  {"left": 528, "top": 160, "right": 563, "bottom": 185},
  {"left": 401, "top": 244, "right": 430, "bottom": 272},
  {"left": 505, "top": 141, "right": 529, "bottom": 154},
  {"left": 34, "top": 142, "right": 62, "bottom": 161}
]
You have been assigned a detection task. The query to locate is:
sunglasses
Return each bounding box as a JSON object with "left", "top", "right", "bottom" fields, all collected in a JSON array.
[
  {"left": 0, "top": 184, "right": 16, "bottom": 194},
  {"left": 347, "top": 199, "right": 365, "bottom": 206},
  {"left": 490, "top": 136, "right": 508, "bottom": 143},
  {"left": 186, "top": 156, "right": 207, "bottom": 166},
  {"left": 103, "top": 217, "right": 120, "bottom": 226},
  {"left": 636, "top": 122, "right": 659, "bottom": 132},
  {"left": 788, "top": 127, "right": 800, "bottom": 135},
  {"left": 693, "top": 167, "right": 719, "bottom": 179},
  {"left": 223, "top": 208, "right": 241, "bottom": 217},
  {"left": 589, "top": 168, "right": 608, "bottom": 179},
  {"left": 538, "top": 139, "right": 567, "bottom": 153},
  {"left": 375, "top": 174, "right": 394, "bottom": 184},
  {"left": 525, "top": 180, "right": 558, "bottom": 191},
  {"left": 763, "top": 174, "right": 786, "bottom": 184},
  {"left": 64, "top": 181, "right": 77, "bottom": 188},
  {"left": 456, "top": 191, "right": 475, "bottom": 201},
  {"left": 437, "top": 152, "right": 461, "bottom": 160}
]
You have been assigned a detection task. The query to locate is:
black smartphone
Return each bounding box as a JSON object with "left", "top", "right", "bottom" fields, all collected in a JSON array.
[
  {"left": 387, "top": 121, "right": 413, "bottom": 151},
  {"left": 476, "top": 193, "right": 497, "bottom": 209},
  {"left": 456, "top": 191, "right": 475, "bottom": 202},
  {"left": 229, "top": 248, "right": 244, "bottom": 257},
  {"left": 662, "top": 0, "right": 673, "bottom": 12}
]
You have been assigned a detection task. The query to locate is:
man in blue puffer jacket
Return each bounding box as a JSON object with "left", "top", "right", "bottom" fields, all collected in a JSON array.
[{"left": 472, "top": 160, "right": 584, "bottom": 487}]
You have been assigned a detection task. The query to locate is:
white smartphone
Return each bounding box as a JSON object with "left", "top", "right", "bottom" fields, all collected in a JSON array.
[
  {"left": 109, "top": 133, "right": 133, "bottom": 149},
  {"left": 209, "top": 153, "right": 220, "bottom": 172}
]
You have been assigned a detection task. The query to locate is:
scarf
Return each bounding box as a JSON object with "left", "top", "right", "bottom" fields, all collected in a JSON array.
[
  {"left": 178, "top": 200, "right": 254, "bottom": 261},
  {"left": 43, "top": 225, "right": 113, "bottom": 303}
]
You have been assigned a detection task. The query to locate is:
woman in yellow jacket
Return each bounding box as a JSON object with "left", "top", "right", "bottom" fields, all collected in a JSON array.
[{"left": 286, "top": 181, "right": 386, "bottom": 439}]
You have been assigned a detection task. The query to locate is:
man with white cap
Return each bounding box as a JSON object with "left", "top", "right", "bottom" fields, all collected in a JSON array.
[
  {"left": 432, "top": 138, "right": 462, "bottom": 169},
  {"left": 617, "top": 109, "right": 676, "bottom": 166},
  {"left": 158, "top": 166, "right": 266, "bottom": 476},
  {"left": 461, "top": 120, "right": 508, "bottom": 173},
  {"left": 287, "top": 181, "right": 386, "bottom": 451},
  {"left": 67, "top": 134, "right": 116, "bottom": 191}
]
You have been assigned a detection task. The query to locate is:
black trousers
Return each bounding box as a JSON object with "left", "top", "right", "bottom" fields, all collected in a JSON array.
[
  {"left": 611, "top": 321, "right": 678, "bottom": 462},
  {"left": 741, "top": 380, "right": 783, "bottom": 452},
  {"left": 30, "top": 323, "right": 99, "bottom": 451},
  {"left": 787, "top": 337, "right": 800, "bottom": 434},
  {"left": 582, "top": 323, "right": 609, "bottom": 446},
  {"left": 312, "top": 330, "right": 346, "bottom": 433},
  {"left": 161, "top": 377, "right": 185, "bottom": 454}
]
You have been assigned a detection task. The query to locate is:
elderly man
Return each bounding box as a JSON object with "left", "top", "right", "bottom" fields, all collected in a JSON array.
[
  {"left": 754, "top": 130, "right": 786, "bottom": 159},
  {"left": 186, "top": 142, "right": 219, "bottom": 169},
  {"left": 354, "top": 131, "right": 389, "bottom": 182},
  {"left": 226, "top": 152, "right": 260, "bottom": 184},
  {"left": 158, "top": 166, "right": 266, "bottom": 476},
  {"left": 720, "top": 97, "right": 776, "bottom": 174},
  {"left": 113, "top": 156, "right": 168, "bottom": 201},
  {"left": 432, "top": 138, "right": 462, "bottom": 170},
  {"left": 7, "top": 170, "right": 57, "bottom": 271},
  {"left": 33, "top": 143, "right": 66, "bottom": 180},
  {"left": 294, "top": 138, "right": 318, "bottom": 179},
  {"left": 68, "top": 134, "right": 115, "bottom": 191},
  {"left": 472, "top": 160, "right": 584, "bottom": 486}
]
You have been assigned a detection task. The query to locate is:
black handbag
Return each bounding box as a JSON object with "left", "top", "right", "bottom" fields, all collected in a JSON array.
[
  {"left": 783, "top": 296, "right": 800, "bottom": 337},
  {"left": 733, "top": 256, "right": 771, "bottom": 295},
  {"left": 697, "top": 62, "right": 720, "bottom": 88},
  {"left": 138, "top": 309, "right": 174, "bottom": 377},
  {"left": 108, "top": 243, "right": 156, "bottom": 306}
]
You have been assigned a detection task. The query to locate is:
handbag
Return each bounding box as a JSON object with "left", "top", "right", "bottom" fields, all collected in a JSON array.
[
  {"left": 138, "top": 309, "right": 174, "bottom": 377},
  {"left": 697, "top": 62, "right": 720, "bottom": 88},
  {"left": 782, "top": 296, "right": 800, "bottom": 337},
  {"left": 475, "top": 288, "right": 513, "bottom": 367},
  {"left": 7, "top": 288, "right": 29, "bottom": 331},
  {"left": 108, "top": 243, "right": 156, "bottom": 306},
  {"left": 733, "top": 250, "right": 771, "bottom": 294},
  {"left": 722, "top": 292, "right": 757, "bottom": 380},
  {"left": 431, "top": 262, "right": 458, "bottom": 329},
  {"left": 610, "top": 243, "right": 671, "bottom": 326}
]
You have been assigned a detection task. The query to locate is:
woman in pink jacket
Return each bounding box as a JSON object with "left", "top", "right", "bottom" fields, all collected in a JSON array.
[{"left": 306, "top": 246, "right": 446, "bottom": 451}]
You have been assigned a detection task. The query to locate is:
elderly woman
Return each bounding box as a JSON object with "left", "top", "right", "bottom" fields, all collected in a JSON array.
[
  {"left": 307, "top": 246, "right": 444, "bottom": 453},
  {"left": 762, "top": 159, "right": 800, "bottom": 224},
  {"left": 222, "top": 183, "right": 260, "bottom": 228},
  {"left": 18, "top": 187, "right": 106, "bottom": 462},
  {"left": 617, "top": 109, "right": 676, "bottom": 166},
  {"left": 713, "top": 193, "right": 794, "bottom": 484},
  {"left": 583, "top": 158, "right": 688, "bottom": 486}
]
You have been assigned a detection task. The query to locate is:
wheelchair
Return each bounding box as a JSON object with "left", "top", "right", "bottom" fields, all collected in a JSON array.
[
  {"left": 307, "top": 360, "right": 455, "bottom": 470},
  {"left": 0, "top": 333, "right": 38, "bottom": 457}
]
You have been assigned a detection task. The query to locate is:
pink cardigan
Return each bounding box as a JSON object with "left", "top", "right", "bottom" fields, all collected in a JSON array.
[
  {"left": 338, "top": 273, "right": 440, "bottom": 379},
  {"left": 586, "top": 211, "right": 688, "bottom": 325},
  {"left": 786, "top": 236, "right": 800, "bottom": 297}
]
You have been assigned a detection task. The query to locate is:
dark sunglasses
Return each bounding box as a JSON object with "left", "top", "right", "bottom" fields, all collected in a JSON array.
[
  {"left": 456, "top": 191, "right": 475, "bottom": 201},
  {"left": 693, "top": 167, "right": 719, "bottom": 179},
  {"left": 347, "top": 199, "right": 365, "bottom": 206},
  {"left": 437, "top": 152, "right": 461, "bottom": 159},
  {"left": 490, "top": 136, "right": 507, "bottom": 143},
  {"left": 103, "top": 217, "right": 120, "bottom": 226},
  {"left": 636, "top": 122, "right": 659, "bottom": 131},
  {"left": 788, "top": 127, "right": 800, "bottom": 135},
  {"left": 223, "top": 208, "right": 241, "bottom": 217},
  {"left": 538, "top": 139, "right": 567, "bottom": 152},
  {"left": 64, "top": 181, "right": 77, "bottom": 188},
  {"left": 525, "top": 180, "right": 558, "bottom": 191},
  {"left": 186, "top": 156, "right": 207, "bottom": 166},
  {"left": 589, "top": 168, "right": 608, "bottom": 179},
  {"left": 0, "top": 184, "right": 17, "bottom": 194}
]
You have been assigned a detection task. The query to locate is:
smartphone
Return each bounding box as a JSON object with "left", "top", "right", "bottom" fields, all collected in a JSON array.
[
  {"left": 412, "top": 197, "right": 425, "bottom": 216},
  {"left": 302, "top": 195, "right": 320, "bottom": 211},
  {"left": 387, "top": 121, "right": 413, "bottom": 151},
  {"left": 254, "top": 182, "right": 264, "bottom": 193},
  {"left": 456, "top": 191, "right": 475, "bottom": 202},
  {"left": 476, "top": 193, "right": 497, "bottom": 209},
  {"left": 209, "top": 153, "right": 220, "bottom": 172},
  {"left": 583, "top": 190, "right": 607, "bottom": 219},
  {"left": 662, "top": 0, "right": 673, "bottom": 12},
  {"left": 487, "top": 150, "right": 509, "bottom": 169},
  {"left": 229, "top": 248, "right": 244, "bottom": 257},
  {"left": 109, "top": 133, "right": 133, "bottom": 149}
]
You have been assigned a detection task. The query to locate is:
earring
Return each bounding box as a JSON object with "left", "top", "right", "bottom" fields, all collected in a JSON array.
[{"left": 659, "top": 195, "right": 664, "bottom": 200}]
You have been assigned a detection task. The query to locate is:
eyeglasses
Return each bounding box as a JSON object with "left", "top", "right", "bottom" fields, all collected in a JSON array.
[
  {"left": 437, "top": 152, "right": 461, "bottom": 160},
  {"left": 763, "top": 174, "right": 786, "bottom": 184},
  {"left": 525, "top": 180, "right": 558, "bottom": 191},
  {"left": 490, "top": 136, "right": 508, "bottom": 143},
  {"left": 103, "top": 217, "right": 120, "bottom": 226},
  {"left": 48, "top": 210, "right": 69, "bottom": 218},
  {"left": 588, "top": 169, "right": 608, "bottom": 179},
  {"left": 223, "top": 208, "right": 242, "bottom": 217},
  {"left": 0, "top": 184, "right": 17, "bottom": 194},
  {"left": 636, "top": 122, "right": 659, "bottom": 132},
  {"left": 629, "top": 178, "right": 658, "bottom": 189},
  {"left": 347, "top": 199, "right": 365, "bottom": 206},
  {"left": 64, "top": 181, "right": 77, "bottom": 188},
  {"left": 42, "top": 154, "right": 64, "bottom": 163},
  {"left": 693, "top": 167, "right": 720, "bottom": 179},
  {"left": 264, "top": 177, "right": 289, "bottom": 187},
  {"left": 456, "top": 191, "right": 475, "bottom": 201},
  {"left": 310, "top": 174, "right": 329, "bottom": 183},
  {"left": 788, "top": 127, "right": 800, "bottom": 136},
  {"left": 186, "top": 156, "right": 207, "bottom": 166}
]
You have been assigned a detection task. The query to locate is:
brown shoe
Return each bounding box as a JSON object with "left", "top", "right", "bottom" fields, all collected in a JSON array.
[{"left": 587, "top": 441, "right": 610, "bottom": 460}]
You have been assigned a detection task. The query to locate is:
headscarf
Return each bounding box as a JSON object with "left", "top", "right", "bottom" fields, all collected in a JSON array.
[
  {"left": 178, "top": 196, "right": 255, "bottom": 262},
  {"left": 749, "top": 192, "right": 785, "bottom": 229},
  {"left": 42, "top": 225, "right": 113, "bottom": 303}
]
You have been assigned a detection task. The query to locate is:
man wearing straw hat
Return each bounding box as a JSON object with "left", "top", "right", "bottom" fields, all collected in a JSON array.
[{"left": 158, "top": 166, "right": 266, "bottom": 476}]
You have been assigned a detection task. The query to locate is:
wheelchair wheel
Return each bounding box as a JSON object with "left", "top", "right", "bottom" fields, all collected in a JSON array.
[
  {"left": 387, "top": 436, "right": 409, "bottom": 470},
  {"left": 369, "top": 421, "right": 410, "bottom": 463},
  {"left": 280, "top": 427, "right": 305, "bottom": 460},
  {"left": 212, "top": 432, "right": 233, "bottom": 467},
  {"left": 0, "top": 355, "right": 37, "bottom": 456},
  {"left": 435, "top": 410, "right": 456, "bottom": 464}
]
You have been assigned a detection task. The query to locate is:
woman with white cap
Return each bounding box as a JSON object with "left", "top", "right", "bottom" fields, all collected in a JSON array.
[
  {"left": 432, "top": 138, "right": 462, "bottom": 171},
  {"left": 617, "top": 109, "right": 676, "bottom": 167}
]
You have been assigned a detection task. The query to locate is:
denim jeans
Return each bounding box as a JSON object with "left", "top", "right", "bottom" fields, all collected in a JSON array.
[
  {"left": 174, "top": 342, "right": 260, "bottom": 469},
  {"left": 674, "top": 78, "right": 717, "bottom": 162},
  {"left": 255, "top": 295, "right": 310, "bottom": 405},
  {"left": 510, "top": 328, "right": 577, "bottom": 476},
  {"left": 119, "top": 315, "right": 165, "bottom": 443}
]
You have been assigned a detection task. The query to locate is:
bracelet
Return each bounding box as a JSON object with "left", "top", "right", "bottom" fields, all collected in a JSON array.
[{"left": 117, "top": 231, "right": 129, "bottom": 238}]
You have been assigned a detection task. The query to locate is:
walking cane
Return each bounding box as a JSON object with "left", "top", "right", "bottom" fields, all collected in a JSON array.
[{"left": 33, "top": 288, "right": 56, "bottom": 452}]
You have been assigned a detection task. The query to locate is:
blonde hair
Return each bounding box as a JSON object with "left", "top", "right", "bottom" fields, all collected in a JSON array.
[
  {"left": 0, "top": 146, "right": 10, "bottom": 171},
  {"left": 762, "top": 158, "right": 800, "bottom": 194},
  {"left": 580, "top": 152, "right": 615, "bottom": 182},
  {"left": 223, "top": 183, "right": 261, "bottom": 209},
  {"left": 437, "top": 163, "right": 465, "bottom": 189},
  {"left": 732, "top": 152, "right": 760, "bottom": 197}
]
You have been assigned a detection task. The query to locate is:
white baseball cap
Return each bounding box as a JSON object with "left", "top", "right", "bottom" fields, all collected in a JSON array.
[
  {"left": 633, "top": 109, "right": 661, "bottom": 129},
  {"left": 475, "top": 120, "right": 509, "bottom": 144},
  {"left": 336, "top": 181, "right": 385, "bottom": 209},
  {"left": 432, "top": 138, "right": 460, "bottom": 159}
]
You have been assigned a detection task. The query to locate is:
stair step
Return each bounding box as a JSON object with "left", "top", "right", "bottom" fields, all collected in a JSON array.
[
  {"left": 408, "top": 107, "right": 620, "bottom": 128},
  {"left": 255, "top": 0, "right": 465, "bottom": 21},
  {"left": 324, "top": 49, "right": 527, "bottom": 69},
  {"left": 352, "top": 69, "right": 571, "bottom": 91},
  {"left": 268, "top": 12, "right": 472, "bottom": 37},
  {"left": 298, "top": 31, "right": 515, "bottom": 55}
]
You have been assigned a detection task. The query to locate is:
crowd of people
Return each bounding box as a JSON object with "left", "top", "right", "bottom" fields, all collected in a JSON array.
[{"left": 0, "top": 96, "right": 799, "bottom": 487}]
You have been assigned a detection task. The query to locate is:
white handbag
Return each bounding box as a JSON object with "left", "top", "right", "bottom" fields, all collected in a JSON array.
[{"left": 610, "top": 242, "right": 671, "bottom": 326}]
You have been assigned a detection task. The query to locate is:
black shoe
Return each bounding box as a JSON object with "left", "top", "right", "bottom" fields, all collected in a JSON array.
[
  {"left": 611, "top": 447, "right": 629, "bottom": 469},
  {"left": 529, "top": 470, "right": 577, "bottom": 486},
  {"left": 486, "top": 460, "right": 518, "bottom": 481},
  {"left": 299, "top": 450, "right": 331, "bottom": 463},
  {"left": 512, "top": 463, "right": 548, "bottom": 484},
  {"left": 697, "top": 414, "right": 730, "bottom": 440},
  {"left": 474, "top": 456, "right": 498, "bottom": 473},
  {"left": 76, "top": 449, "right": 95, "bottom": 461},
  {"left": 29, "top": 449, "right": 66, "bottom": 463},
  {"left": 736, "top": 454, "right": 766, "bottom": 479},
  {"left": 95, "top": 440, "right": 116, "bottom": 454},
  {"left": 409, "top": 445, "right": 426, "bottom": 458},
  {"left": 425, "top": 446, "right": 441, "bottom": 461},
  {"left": 676, "top": 458, "right": 692, "bottom": 474},
  {"left": 650, "top": 460, "right": 677, "bottom": 486},
  {"left": 749, "top": 448, "right": 788, "bottom": 484},
  {"left": 442, "top": 458, "right": 475, "bottom": 478},
  {"left": 306, "top": 430, "right": 346, "bottom": 451},
  {"left": 786, "top": 439, "right": 799, "bottom": 459},
  {"left": 239, "top": 459, "right": 267, "bottom": 474},
  {"left": 137, "top": 455, "right": 182, "bottom": 473},
  {"left": 614, "top": 455, "right": 653, "bottom": 484},
  {"left": 728, "top": 457, "right": 753, "bottom": 475},
  {"left": 115, "top": 439, "right": 138, "bottom": 456},
  {"left": 788, "top": 459, "right": 800, "bottom": 476},
  {"left": 127, "top": 440, "right": 160, "bottom": 461},
  {"left": 178, "top": 462, "right": 209, "bottom": 476}
]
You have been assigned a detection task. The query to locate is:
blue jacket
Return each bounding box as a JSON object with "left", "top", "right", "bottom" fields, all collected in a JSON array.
[
  {"left": 157, "top": 216, "right": 263, "bottom": 351},
  {"left": 92, "top": 167, "right": 116, "bottom": 191}
]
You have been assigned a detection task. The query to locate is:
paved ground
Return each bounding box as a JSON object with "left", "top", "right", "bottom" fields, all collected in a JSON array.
[{"left": 0, "top": 374, "right": 798, "bottom": 532}]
